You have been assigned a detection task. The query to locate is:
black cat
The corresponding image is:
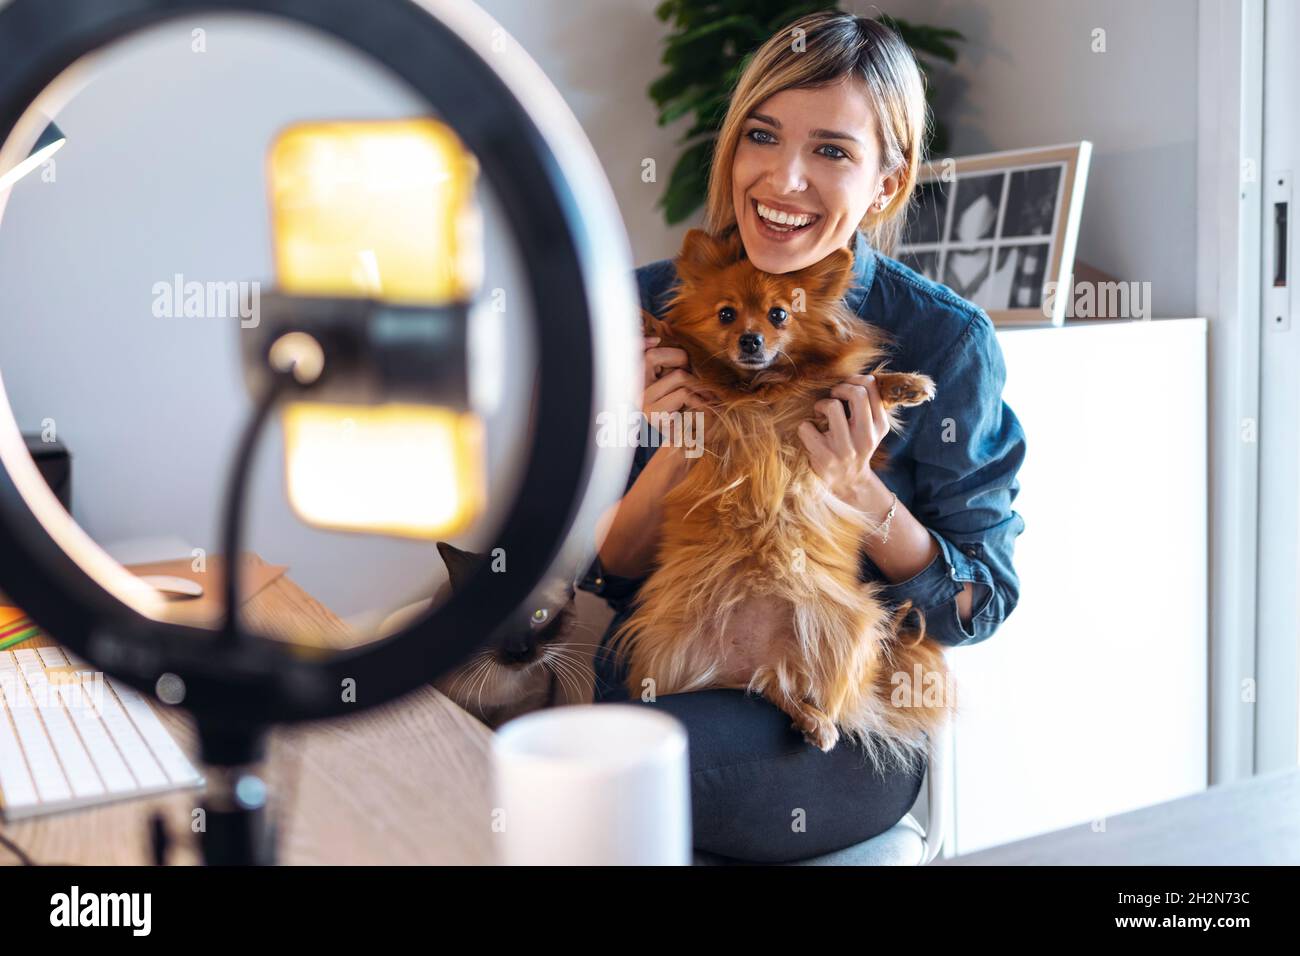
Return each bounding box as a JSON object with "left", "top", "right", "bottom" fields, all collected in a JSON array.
[{"left": 412, "top": 542, "right": 589, "bottom": 728}]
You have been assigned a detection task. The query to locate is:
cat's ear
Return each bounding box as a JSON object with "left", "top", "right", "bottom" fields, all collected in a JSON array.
[
  {"left": 436, "top": 541, "right": 483, "bottom": 593},
  {"left": 795, "top": 246, "right": 856, "bottom": 302},
  {"left": 677, "top": 228, "right": 739, "bottom": 282}
]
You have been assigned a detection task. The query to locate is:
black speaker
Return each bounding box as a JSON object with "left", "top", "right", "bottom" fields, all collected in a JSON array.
[{"left": 22, "top": 434, "right": 69, "bottom": 510}]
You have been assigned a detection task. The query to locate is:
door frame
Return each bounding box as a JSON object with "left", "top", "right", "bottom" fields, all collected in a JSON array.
[{"left": 1195, "top": 0, "right": 1267, "bottom": 782}]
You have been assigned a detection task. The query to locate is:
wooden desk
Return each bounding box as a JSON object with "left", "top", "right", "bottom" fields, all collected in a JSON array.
[{"left": 0, "top": 556, "right": 498, "bottom": 865}]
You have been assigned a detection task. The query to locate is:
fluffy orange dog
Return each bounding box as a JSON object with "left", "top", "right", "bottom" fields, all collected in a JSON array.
[{"left": 610, "top": 228, "right": 955, "bottom": 773}]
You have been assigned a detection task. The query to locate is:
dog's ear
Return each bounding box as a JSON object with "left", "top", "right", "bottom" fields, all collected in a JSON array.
[
  {"left": 719, "top": 226, "right": 744, "bottom": 261},
  {"left": 677, "top": 228, "right": 739, "bottom": 282},
  {"left": 436, "top": 541, "right": 483, "bottom": 594},
  {"left": 785, "top": 247, "right": 858, "bottom": 340},
  {"left": 794, "top": 246, "right": 856, "bottom": 302},
  {"left": 642, "top": 307, "right": 670, "bottom": 339}
]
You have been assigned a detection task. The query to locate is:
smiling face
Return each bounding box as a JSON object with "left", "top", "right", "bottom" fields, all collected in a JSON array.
[{"left": 731, "top": 79, "right": 900, "bottom": 274}]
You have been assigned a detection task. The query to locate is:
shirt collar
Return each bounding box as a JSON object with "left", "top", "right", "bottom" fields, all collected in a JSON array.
[{"left": 845, "top": 228, "right": 878, "bottom": 317}]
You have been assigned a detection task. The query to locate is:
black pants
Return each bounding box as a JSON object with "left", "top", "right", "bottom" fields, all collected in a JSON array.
[{"left": 592, "top": 632, "right": 925, "bottom": 864}]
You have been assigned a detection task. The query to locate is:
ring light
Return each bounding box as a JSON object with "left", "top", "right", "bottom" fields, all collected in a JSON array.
[{"left": 0, "top": 0, "right": 640, "bottom": 861}]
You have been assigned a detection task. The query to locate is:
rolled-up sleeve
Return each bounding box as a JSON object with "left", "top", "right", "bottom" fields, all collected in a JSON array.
[
  {"left": 577, "top": 442, "right": 657, "bottom": 614},
  {"left": 871, "top": 314, "right": 1027, "bottom": 647}
]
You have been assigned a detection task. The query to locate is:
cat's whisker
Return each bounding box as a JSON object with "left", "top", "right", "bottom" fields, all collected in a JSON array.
[
  {"left": 547, "top": 645, "right": 601, "bottom": 661},
  {"left": 544, "top": 657, "right": 583, "bottom": 701},
  {"left": 442, "top": 652, "right": 491, "bottom": 699},
  {"left": 467, "top": 655, "right": 497, "bottom": 719},
  {"left": 544, "top": 651, "right": 594, "bottom": 701},
  {"left": 442, "top": 655, "right": 491, "bottom": 719},
  {"left": 554, "top": 638, "right": 607, "bottom": 648},
  {"left": 465, "top": 656, "right": 496, "bottom": 704},
  {"left": 539, "top": 653, "right": 572, "bottom": 694},
  {"left": 543, "top": 650, "right": 595, "bottom": 681}
]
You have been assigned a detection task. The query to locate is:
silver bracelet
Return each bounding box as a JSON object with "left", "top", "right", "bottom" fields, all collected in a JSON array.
[{"left": 875, "top": 492, "right": 899, "bottom": 543}]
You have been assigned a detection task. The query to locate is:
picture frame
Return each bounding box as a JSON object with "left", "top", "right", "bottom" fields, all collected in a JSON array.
[{"left": 898, "top": 141, "right": 1092, "bottom": 327}]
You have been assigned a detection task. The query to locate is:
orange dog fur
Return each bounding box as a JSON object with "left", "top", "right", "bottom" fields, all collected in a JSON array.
[{"left": 609, "top": 228, "right": 956, "bottom": 773}]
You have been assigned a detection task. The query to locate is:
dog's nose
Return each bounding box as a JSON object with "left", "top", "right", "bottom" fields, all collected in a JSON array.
[{"left": 738, "top": 332, "right": 764, "bottom": 355}]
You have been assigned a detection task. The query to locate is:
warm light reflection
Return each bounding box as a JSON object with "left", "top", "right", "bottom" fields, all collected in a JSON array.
[
  {"left": 282, "top": 402, "right": 485, "bottom": 538},
  {"left": 268, "top": 119, "right": 486, "bottom": 537},
  {"left": 268, "top": 118, "right": 480, "bottom": 303}
]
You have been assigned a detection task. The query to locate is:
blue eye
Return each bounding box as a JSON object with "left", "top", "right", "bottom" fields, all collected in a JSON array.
[
  {"left": 747, "top": 128, "right": 776, "bottom": 145},
  {"left": 718, "top": 307, "right": 737, "bottom": 324},
  {"left": 817, "top": 144, "right": 849, "bottom": 161},
  {"left": 768, "top": 307, "right": 788, "bottom": 326}
]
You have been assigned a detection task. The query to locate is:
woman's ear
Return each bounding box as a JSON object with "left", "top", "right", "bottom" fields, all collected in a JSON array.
[{"left": 677, "top": 228, "right": 740, "bottom": 280}]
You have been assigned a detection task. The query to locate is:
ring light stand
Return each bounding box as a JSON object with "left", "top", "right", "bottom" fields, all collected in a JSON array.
[{"left": 0, "top": 0, "right": 640, "bottom": 864}]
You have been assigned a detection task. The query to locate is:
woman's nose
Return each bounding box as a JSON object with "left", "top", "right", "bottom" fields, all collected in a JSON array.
[{"left": 765, "top": 152, "right": 808, "bottom": 194}]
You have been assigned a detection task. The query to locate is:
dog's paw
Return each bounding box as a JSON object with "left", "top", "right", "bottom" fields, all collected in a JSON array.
[
  {"left": 793, "top": 713, "right": 840, "bottom": 752},
  {"left": 804, "top": 723, "right": 839, "bottom": 753},
  {"left": 873, "top": 371, "right": 936, "bottom": 408}
]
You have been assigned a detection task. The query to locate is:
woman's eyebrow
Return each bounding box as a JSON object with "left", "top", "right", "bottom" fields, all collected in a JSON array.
[
  {"left": 746, "top": 111, "right": 860, "bottom": 145},
  {"left": 747, "top": 111, "right": 781, "bottom": 128},
  {"left": 808, "top": 128, "right": 861, "bottom": 144}
]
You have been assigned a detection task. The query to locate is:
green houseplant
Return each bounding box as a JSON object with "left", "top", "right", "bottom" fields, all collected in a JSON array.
[{"left": 649, "top": 1, "right": 964, "bottom": 225}]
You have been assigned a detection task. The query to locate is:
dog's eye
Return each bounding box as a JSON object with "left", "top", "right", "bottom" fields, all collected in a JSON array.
[
  {"left": 718, "top": 307, "right": 736, "bottom": 324},
  {"left": 768, "top": 307, "right": 788, "bottom": 326}
]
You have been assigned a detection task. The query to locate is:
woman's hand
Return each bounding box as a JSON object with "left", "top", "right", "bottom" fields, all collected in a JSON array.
[
  {"left": 643, "top": 335, "right": 714, "bottom": 412},
  {"left": 797, "top": 373, "right": 889, "bottom": 510},
  {"left": 597, "top": 341, "right": 711, "bottom": 579},
  {"left": 642, "top": 335, "right": 716, "bottom": 443}
]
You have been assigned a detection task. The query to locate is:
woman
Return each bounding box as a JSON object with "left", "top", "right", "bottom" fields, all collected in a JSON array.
[{"left": 578, "top": 11, "right": 1026, "bottom": 863}]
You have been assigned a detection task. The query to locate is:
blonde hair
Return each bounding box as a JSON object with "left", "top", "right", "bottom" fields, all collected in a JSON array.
[{"left": 703, "top": 10, "right": 929, "bottom": 257}]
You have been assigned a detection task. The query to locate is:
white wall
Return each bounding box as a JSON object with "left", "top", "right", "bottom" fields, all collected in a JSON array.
[
  {"left": 871, "top": 0, "right": 1199, "bottom": 317},
  {"left": 481, "top": 0, "right": 692, "bottom": 266}
]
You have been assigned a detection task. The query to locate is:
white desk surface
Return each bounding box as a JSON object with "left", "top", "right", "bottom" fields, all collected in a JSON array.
[{"left": 939, "top": 766, "right": 1299, "bottom": 865}]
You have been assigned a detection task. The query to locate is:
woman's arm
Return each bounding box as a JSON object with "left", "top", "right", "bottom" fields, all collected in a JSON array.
[
  {"left": 597, "top": 442, "right": 689, "bottom": 578},
  {"left": 800, "top": 314, "right": 1026, "bottom": 646},
  {"left": 598, "top": 334, "right": 712, "bottom": 576},
  {"left": 843, "top": 473, "right": 975, "bottom": 625}
]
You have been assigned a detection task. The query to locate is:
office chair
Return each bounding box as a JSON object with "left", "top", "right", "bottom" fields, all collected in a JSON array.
[{"left": 692, "top": 718, "right": 952, "bottom": 866}]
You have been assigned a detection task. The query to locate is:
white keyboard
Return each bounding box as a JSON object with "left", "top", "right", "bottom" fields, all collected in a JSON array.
[{"left": 0, "top": 645, "right": 203, "bottom": 820}]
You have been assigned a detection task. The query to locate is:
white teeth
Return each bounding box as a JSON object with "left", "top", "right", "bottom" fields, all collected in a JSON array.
[{"left": 756, "top": 201, "right": 815, "bottom": 228}]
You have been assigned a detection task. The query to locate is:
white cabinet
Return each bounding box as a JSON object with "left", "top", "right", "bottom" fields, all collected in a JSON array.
[{"left": 948, "top": 318, "right": 1208, "bottom": 855}]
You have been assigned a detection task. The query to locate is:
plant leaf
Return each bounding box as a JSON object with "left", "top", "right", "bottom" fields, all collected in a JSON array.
[
  {"left": 659, "top": 138, "right": 715, "bottom": 225},
  {"left": 766, "top": 1, "right": 839, "bottom": 34}
]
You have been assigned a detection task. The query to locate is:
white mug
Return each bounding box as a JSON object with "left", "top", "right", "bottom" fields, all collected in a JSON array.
[{"left": 492, "top": 704, "right": 691, "bottom": 865}]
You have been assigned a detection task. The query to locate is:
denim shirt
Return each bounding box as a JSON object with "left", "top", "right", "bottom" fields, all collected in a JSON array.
[{"left": 579, "top": 228, "right": 1027, "bottom": 655}]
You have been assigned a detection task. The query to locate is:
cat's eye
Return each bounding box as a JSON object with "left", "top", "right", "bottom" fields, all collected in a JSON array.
[
  {"left": 768, "top": 307, "right": 788, "bottom": 326},
  {"left": 718, "top": 307, "right": 736, "bottom": 324},
  {"left": 530, "top": 608, "right": 548, "bottom": 626}
]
